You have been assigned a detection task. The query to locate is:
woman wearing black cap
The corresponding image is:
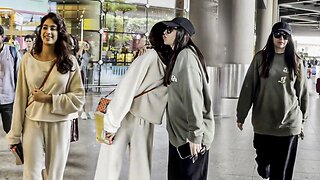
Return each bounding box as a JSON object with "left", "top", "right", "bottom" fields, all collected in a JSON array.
[
  {"left": 236, "top": 22, "right": 308, "bottom": 180},
  {"left": 162, "top": 17, "right": 215, "bottom": 180}
]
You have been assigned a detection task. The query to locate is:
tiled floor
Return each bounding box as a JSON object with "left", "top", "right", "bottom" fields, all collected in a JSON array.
[{"left": 1, "top": 82, "right": 320, "bottom": 180}]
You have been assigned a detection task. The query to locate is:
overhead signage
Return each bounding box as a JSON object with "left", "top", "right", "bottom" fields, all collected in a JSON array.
[{"left": 84, "top": 19, "right": 99, "bottom": 31}]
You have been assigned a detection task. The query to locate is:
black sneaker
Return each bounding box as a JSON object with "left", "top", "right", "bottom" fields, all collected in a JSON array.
[{"left": 257, "top": 164, "right": 270, "bottom": 179}]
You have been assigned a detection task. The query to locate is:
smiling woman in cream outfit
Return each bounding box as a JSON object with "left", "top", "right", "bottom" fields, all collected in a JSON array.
[{"left": 7, "top": 12, "right": 85, "bottom": 180}]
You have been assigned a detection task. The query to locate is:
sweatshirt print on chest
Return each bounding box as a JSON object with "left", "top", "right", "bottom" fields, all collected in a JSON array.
[{"left": 268, "top": 54, "right": 290, "bottom": 87}]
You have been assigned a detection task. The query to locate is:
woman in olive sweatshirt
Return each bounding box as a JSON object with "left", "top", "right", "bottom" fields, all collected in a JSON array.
[
  {"left": 236, "top": 22, "right": 309, "bottom": 180},
  {"left": 162, "top": 17, "right": 215, "bottom": 180}
]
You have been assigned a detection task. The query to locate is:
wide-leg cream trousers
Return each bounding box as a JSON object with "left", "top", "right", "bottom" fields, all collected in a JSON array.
[
  {"left": 22, "top": 117, "right": 71, "bottom": 180},
  {"left": 94, "top": 112, "right": 154, "bottom": 180}
]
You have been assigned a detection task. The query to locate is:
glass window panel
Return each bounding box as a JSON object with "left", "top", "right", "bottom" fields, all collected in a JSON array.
[
  {"left": 83, "top": 31, "right": 100, "bottom": 62},
  {"left": 102, "top": 0, "right": 183, "bottom": 66},
  {"left": 104, "top": 3, "right": 147, "bottom": 33},
  {"left": 147, "top": 7, "right": 176, "bottom": 33}
]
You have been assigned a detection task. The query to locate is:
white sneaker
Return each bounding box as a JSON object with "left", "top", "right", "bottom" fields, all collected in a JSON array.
[
  {"left": 81, "top": 112, "right": 87, "bottom": 120},
  {"left": 86, "top": 112, "right": 92, "bottom": 119}
]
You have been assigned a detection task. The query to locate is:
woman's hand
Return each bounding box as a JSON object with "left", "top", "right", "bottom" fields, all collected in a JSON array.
[
  {"left": 103, "top": 131, "right": 115, "bottom": 145},
  {"left": 9, "top": 144, "right": 15, "bottom": 150},
  {"left": 32, "top": 89, "right": 52, "bottom": 103},
  {"left": 299, "top": 127, "right": 304, "bottom": 140},
  {"left": 237, "top": 122, "right": 244, "bottom": 131},
  {"left": 187, "top": 140, "right": 201, "bottom": 156},
  {"left": 137, "top": 45, "right": 152, "bottom": 56}
]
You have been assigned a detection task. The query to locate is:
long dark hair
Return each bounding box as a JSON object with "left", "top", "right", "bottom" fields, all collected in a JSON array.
[
  {"left": 33, "top": 12, "right": 73, "bottom": 74},
  {"left": 148, "top": 22, "right": 172, "bottom": 66},
  {"left": 260, "top": 33, "right": 300, "bottom": 80},
  {"left": 164, "top": 26, "right": 208, "bottom": 86}
]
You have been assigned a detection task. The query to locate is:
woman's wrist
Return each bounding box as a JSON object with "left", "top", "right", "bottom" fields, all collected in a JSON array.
[{"left": 43, "top": 94, "right": 53, "bottom": 103}]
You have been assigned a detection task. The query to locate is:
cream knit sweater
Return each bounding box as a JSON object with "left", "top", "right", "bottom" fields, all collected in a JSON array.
[
  {"left": 7, "top": 52, "right": 85, "bottom": 145},
  {"left": 104, "top": 49, "right": 167, "bottom": 133}
]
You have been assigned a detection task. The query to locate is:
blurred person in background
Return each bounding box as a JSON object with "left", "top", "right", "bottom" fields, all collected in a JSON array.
[
  {"left": 20, "top": 35, "right": 34, "bottom": 55},
  {"left": 0, "top": 25, "right": 21, "bottom": 134}
]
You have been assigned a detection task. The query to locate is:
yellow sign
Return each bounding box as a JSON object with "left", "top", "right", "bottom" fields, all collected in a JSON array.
[{"left": 83, "top": 19, "right": 99, "bottom": 31}]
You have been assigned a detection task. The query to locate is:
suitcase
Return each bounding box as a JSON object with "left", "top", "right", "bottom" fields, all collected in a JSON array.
[{"left": 316, "top": 78, "right": 320, "bottom": 93}]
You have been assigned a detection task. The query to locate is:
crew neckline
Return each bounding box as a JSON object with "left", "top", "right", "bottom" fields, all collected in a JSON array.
[{"left": 29, "top": 52, "right": 56, "bottom": 62}]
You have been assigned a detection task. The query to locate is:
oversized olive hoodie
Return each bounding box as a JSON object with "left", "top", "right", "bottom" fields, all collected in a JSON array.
[
  {"left": 237, "top": 52, "right": 309, "bottom": 136},
  {"left": 166, "top": 47, "right": 215, "bottom": 149}
]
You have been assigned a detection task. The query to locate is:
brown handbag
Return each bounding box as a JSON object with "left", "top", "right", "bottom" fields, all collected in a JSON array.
[{"left": 95, "top": 89, "right": 115, "bottom": 113}]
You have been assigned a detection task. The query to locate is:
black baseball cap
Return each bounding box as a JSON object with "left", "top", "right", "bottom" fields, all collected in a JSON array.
[
  {"left": 162, "top": 17, "right": 195, "bottom": 36},
  {"left": 272, "top": 22, "right": 292, "bottom": 35},
  {"left": 0, "top": 25, "right": 4, "bottom": 35}
]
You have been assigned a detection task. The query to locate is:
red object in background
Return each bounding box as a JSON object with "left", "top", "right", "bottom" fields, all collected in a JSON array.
[
  {"left": 307, "top": 68, "right": 312, "bottom": 79},
  {"left": 103, "top": 32, "right": 108, "bottom": 43}
]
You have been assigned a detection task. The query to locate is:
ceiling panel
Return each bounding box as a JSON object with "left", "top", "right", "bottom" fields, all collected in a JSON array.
[{"left": 279, "top": 0, "right": 320, "bottom": 33}]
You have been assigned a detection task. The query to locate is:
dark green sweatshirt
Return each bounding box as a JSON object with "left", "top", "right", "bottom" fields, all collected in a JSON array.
[
  {"left": 166, "top": 48, "right": 215, "bottom": 149},
  {"left": 237, "top": 52, "right": 309, "bottom": 136}
]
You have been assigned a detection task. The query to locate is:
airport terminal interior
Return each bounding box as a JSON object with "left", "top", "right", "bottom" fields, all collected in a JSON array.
[{"left": 1, "top": 0, "right": 320, "bottom": 179}]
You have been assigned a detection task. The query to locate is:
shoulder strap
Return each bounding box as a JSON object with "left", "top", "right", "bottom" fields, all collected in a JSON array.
[
  {"left": 104, "top": 89, "right": 116, "bottom": 98},
  {"left": 9, "top": 46, "right": 18, "bottom": 86},
  {"left": 39, "top": 61, "right": 56, "bottom": 89},
  {"left": 105, "top": 84, "right": 160, "bottom": 99},
  {"left": 26, "top": 61, "right": 56, "bottom": 108},
  {"left": 134, "top": 86, "right": 159, "bottom": 99}
]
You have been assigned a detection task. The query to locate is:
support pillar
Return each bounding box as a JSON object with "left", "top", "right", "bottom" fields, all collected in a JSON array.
[
  {"left": 189, "top": 0, "right": 256, "bottom": 116},
  {"left": 273, "top": 0, "right": 279, "bottom": 23},
  {"left": 232, "top": 0, "right": 255, "bottom": 64},
  {"left": 256, "top": 0, "right": 274, "bottom": 51},
  {"left": 189, "top": 0, "right": 220, "bottom": 115},
  {"left": 218, "top": 0, "right": 255, "bottom": 116},
  {"left": 189, "top": 0, "right": 218, "bottom": 66}
]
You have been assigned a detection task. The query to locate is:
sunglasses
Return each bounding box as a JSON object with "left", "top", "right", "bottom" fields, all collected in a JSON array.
[
  {"left": 165, "top": 27, "right": 177, "bottom": 34},
  {"left": 273, "top": 31, "right": 290, "bottom": 40}
]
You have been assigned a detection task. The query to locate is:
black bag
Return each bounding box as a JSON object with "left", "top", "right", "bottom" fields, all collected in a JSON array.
[
  {"left": 70, "top": 118, "right": 79, "bottom": 142},
  {"left": 316, "top": 78, "right": 320, "bottom": 94},
  {"left": 11, "top": 143, "right": 24, "bottom": 165}
]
